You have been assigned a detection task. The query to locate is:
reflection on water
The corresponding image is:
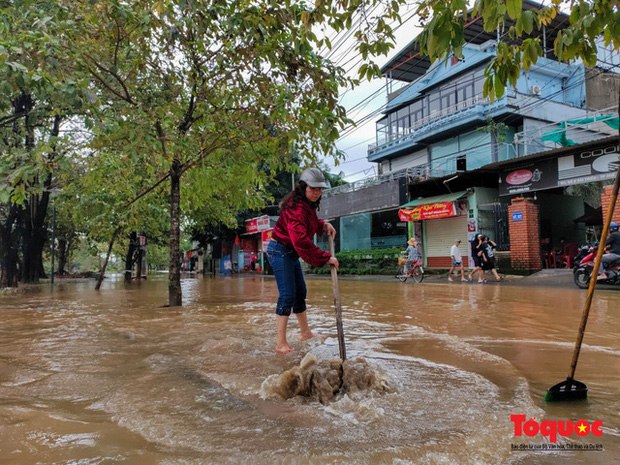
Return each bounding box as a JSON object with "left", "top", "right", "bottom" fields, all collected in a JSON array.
[{"left": 1, "top": 274, "right": 619, "bottom": 464}]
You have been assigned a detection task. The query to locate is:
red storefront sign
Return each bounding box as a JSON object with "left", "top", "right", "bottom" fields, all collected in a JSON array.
[
  {"left": 245, "top": 215, "right": 271, "bottom": 233},
  {"left": 261, "top": 230, "right": 273, "bottom": 252},
  {"left": 399, "top": 201, "right": 457, "bottom": 221}
]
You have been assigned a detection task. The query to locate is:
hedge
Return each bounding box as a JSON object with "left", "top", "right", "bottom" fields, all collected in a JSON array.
[{"left": 306, "top": 248, "right": 402, "bottom": 275}]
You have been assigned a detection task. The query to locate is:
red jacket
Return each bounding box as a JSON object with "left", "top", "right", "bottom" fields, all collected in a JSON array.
[{"left": 271, "top": 199, "right": 331, "bottom": 268}]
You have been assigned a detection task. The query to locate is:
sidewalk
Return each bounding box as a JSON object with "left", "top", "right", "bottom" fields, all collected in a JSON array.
[{"left": 306, "top": 268, "right": 578, "bottom": 288}]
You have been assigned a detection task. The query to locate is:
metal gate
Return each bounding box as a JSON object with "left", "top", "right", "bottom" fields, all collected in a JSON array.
[{"left": 493, "top": 203, "right": 510, "bottom": 251}]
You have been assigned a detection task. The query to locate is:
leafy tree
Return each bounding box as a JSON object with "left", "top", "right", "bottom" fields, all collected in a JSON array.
[
  {"left": 0, "top": 0, "right": 88, "bottom": 286},
  {"left": 318, "top": 160, "right": 348, "bottom": 188},
  {"left": 415, "top": 0, "right": 620, "bottom": 101},
  {"left": 2, "top": 0, "right": 413, "bottom": 300},
  {"left": 59, "top": 0, "right": 405, "bottom": 306}
]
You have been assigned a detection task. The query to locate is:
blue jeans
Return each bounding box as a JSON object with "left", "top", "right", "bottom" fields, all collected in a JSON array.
[{"left": 266, "top": 241, "right": 307, "bottom": 316}]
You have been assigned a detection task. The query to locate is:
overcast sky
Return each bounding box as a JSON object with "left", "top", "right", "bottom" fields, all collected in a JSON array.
[{"left": 321, "top": 12, "right": 423, "bottom": 183}]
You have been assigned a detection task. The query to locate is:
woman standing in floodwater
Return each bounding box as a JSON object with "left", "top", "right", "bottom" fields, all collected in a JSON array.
[{"left": 266, "top": 168, "right": 339, "bottom": 354}]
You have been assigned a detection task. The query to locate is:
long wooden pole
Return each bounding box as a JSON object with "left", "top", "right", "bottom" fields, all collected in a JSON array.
[
  {"left": 568, "top": 94, "right": 620, "bottom": 379},
  {"left": 328, "top": 235, "right": 346, "bottom": 361}
]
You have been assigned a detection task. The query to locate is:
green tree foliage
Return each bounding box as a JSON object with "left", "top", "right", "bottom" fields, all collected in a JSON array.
[
  {"left": 415, "top": 0, "right": 620, "bottom": 101},
  {"left": 0, "top": 0, "right": 89, "bottom": 285},
  {"left": 2, "top": 0, "right": 411, "bottom": 298},
  {"left": 58, "top": 0, "right": 407, "bottom": 306},
  {"left": 318, "top": 160, "right": 348, "bottom": 188}
]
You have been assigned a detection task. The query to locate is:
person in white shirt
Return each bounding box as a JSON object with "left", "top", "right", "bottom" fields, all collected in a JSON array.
[{"left": 448, "top": 239, "right": 466, "bottom": 282}]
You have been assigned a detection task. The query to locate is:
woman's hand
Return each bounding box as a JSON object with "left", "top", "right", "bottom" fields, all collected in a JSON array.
[
  {"left": 327, "top": 256, "right": 339, "bottom": 270},
  {"left": 324, "top": 222, "right": 336, "bottom": 238}
]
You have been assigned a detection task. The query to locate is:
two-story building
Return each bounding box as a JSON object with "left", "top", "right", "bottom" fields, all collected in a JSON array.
[{"left": 319, "top": 0, "right": 620, "bottom": 270}]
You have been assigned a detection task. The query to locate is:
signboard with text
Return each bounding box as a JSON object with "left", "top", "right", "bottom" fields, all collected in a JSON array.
[
  {"left": 399, "top": 201, "right": 457, "bottom": 221},
  {"left": 245, "top": 215, "right": 271, "bottom": 233},
  {"left": 500, "top": 144, "right": 619, "bottom": 196},
  {"left": 499, "top": 159, "right": 557, "bottom": 196}
]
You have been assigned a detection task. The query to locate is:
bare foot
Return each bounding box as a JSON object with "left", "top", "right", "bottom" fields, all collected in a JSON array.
[
  {"left": 275, "top": 345, "right": 292, "bottom": 354},
  {"left": 299, "top": 331, "right": 316, "bottom": 341}
]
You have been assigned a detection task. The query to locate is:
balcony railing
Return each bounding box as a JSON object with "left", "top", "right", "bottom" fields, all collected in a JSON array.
[
  {"left": 368, "top": 95, "right": 492, "bottom": 155},
  {"left": 323, "top": 163, "right": 473, "bottom": 198}
]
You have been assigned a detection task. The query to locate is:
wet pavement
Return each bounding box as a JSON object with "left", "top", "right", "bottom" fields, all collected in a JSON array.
[{"left": 324, "top": 268, "right": 577, "bottom": 288}]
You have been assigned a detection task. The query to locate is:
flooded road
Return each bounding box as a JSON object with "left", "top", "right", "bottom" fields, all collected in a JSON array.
[{"left": 1, "top": 273, "right": 619, "bottom": 464}]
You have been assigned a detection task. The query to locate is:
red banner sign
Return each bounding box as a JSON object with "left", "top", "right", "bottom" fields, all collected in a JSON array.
[
  {"left": 399, "top": 201, "right": 457, "bottom": 221},
  {"left": 245, "top": 215, "right": 271, "bottom": 233},
  {"left": 261, "top": 230, "right": 273, "bottom": 252}
]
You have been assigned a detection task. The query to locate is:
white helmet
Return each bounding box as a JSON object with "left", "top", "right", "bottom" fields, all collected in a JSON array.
[{"left": 300, "top": 167, "right": 328, "bottom": 188}]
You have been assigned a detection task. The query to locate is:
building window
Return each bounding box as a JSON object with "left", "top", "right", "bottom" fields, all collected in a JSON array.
[
  {"left": 340, "top": 213, "right": 371, "bottom": 251},
  {"left": 371, "top": 210, "right": 407, "bottom": 249},
  {"left": 376, "top": 117, "right": 388, "bottom": 144},
  {"left": 440, "top": 90, "right": 453, "bottom": 110},
  {"left": 456, "top": 81, "right": 474, "bottom": 103},
  {"left": 428, "top": 93, "right": 441, "bottom": 115},
  {"left": 410, "top": 99, "right": 425, "bottom": 124}
]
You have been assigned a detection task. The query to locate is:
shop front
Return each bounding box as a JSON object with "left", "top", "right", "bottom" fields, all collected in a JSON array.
[
  {"left": 242, "top": 215, "right": 277, "bottom": 272},
  {"left": 399, "top": 191, "right": 471, "bottom": 267}
]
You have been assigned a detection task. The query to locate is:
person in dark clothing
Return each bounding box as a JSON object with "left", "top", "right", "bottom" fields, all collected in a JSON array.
[
  {"left": 480, "top": 236, "right": 502, "bottom": 281},
  {"left": 599, "top": 222, "right": 620, "bottom": 280},
  {"left": 467, "top": 234, "right": 484, "bottom": 283},
  {"left": 266, "top": 168, "right": 338, "bottom": 354}
]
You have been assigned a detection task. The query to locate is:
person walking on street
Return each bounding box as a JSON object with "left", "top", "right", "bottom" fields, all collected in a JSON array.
[
  {"left": 448, "top": 239, "right": 466, "bottom": 281},
  {"left": 481, "top": 236, "right": 502, "bottom": 281},
  {"left": 266, "top": 168, "right": 339, "bottom": 354},
  {"left": 467, "top": 234, "right": 484, "bottom": 283}
]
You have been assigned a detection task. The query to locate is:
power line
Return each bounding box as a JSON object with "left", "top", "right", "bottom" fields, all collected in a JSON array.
[{"left": 336, "top": 3, "right": 619, "bottom": 176}]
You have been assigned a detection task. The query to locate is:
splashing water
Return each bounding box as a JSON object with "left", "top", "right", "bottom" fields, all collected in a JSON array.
[{"left": 261, "top": 353, "right": 392, "bottom": 404}]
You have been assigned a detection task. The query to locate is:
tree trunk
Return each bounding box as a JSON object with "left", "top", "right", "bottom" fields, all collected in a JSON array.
[
  {"left": 168, "top": 161, "right": 183, "bottom": 307},
  {"left": 95, "top": 227, "right": 121, "bottom": 291},
  {"left": 136, "top": 246, "right": 144, "bottom": 279},
  {"left": 20, "top": 198, "right": 49, "bottom": 283},
  {"left": 57, "top": 237, "right": 67, "bottom": 275},
  {"left": 20, "top": 113, "right": 60, "bottom": 283},
  {"left": 124, "top": 232, "right": 137, "bottom": 283},
  {"left": 0, "top": 204, "right": 20, "bottom": 288}
]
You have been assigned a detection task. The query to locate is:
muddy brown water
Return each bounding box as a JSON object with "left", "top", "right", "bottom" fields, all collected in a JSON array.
[{"left": 1, "top": 273, "right": 619, "bottom": 464}]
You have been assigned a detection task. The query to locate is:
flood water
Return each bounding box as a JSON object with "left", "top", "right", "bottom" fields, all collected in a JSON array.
[{"left": 1, "top": 273, "right": 619, "bottom": 464}]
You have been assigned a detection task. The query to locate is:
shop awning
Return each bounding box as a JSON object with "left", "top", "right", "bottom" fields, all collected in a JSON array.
[{"left": 399, "top": 191, "right": 469, "bottom": 221}]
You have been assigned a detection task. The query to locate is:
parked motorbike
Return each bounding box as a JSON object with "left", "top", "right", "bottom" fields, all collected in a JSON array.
[
  {"left": 572, "top": 242, "right": 596, "bottom": 269},
  {"left": 573, "top": 242, "right": 620, "bottom": 289}
]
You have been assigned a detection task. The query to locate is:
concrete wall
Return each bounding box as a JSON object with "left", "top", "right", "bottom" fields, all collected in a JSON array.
[
  {"left": 585, "top": 68, "right": 620, "bottom": 111},
  {"left": 319, "top": 177, "right": 408, "bottom": 220},
  {"left": 381, "top": 148, "right": 428, "bottom": 173}
]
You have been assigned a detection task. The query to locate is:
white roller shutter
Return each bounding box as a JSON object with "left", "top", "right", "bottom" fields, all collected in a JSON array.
[{"left": 425, "top": 216, "right": 468, "bottom": 259}]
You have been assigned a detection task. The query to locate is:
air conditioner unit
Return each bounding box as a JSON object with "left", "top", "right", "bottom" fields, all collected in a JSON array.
[{"left": 530, "top": 85, "right": 542, "bottom": 95}]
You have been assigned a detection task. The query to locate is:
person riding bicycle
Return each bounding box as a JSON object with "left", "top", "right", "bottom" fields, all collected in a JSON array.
[
  {"left": 599, "top": 221, "right": 620, "bottom": 280},
  {"left": 404, "top": 238, "right": 420, "bottom": 274}
]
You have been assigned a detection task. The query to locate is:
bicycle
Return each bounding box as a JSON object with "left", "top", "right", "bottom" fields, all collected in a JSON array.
[{"left": 396, "top": 254, "right": 424, "bottom": 283}]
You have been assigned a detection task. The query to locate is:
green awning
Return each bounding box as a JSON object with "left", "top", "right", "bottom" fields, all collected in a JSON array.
[
  {"left": 541, "top": 115, "right": 619, "bottom": 147},
  {"left": 399, "top": 191, "right": 468, "bottom": 209}
]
